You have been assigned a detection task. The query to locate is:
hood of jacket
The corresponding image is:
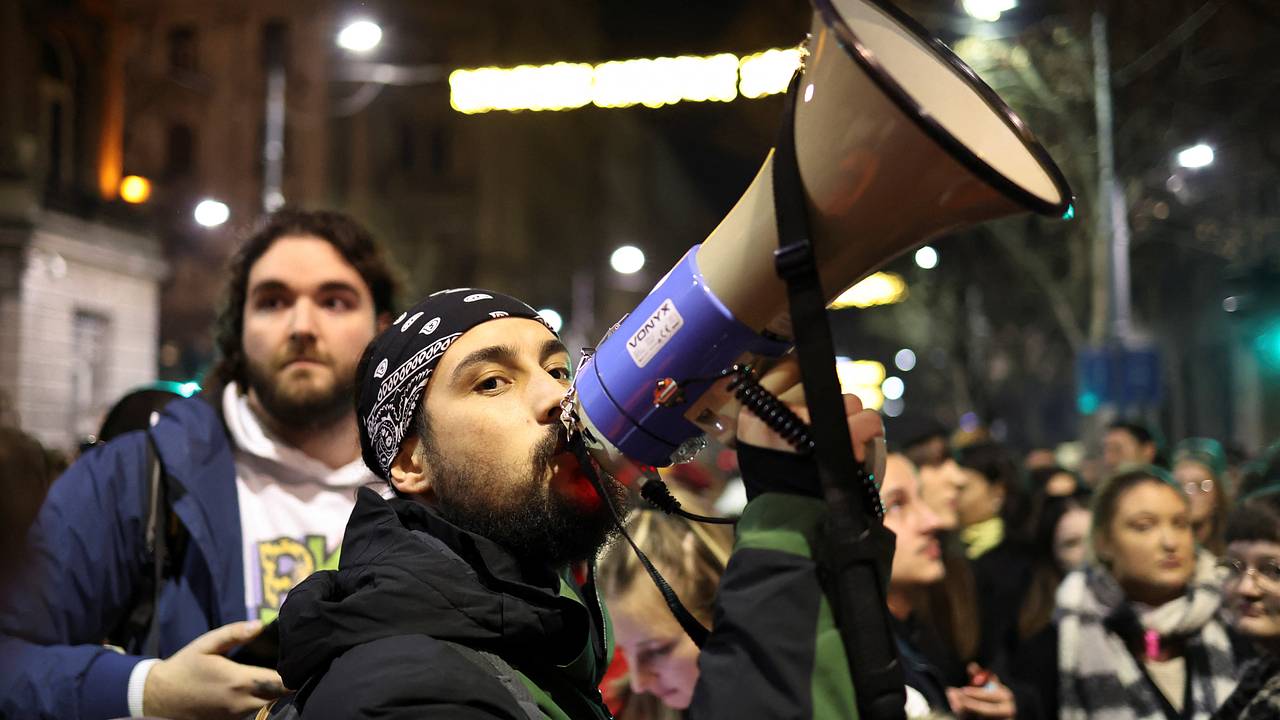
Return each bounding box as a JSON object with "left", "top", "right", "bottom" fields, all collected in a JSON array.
[{"left": 277, "top": 487, "right": 607, "bottom": 691}]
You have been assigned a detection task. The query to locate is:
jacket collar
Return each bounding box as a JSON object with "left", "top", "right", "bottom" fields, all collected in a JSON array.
[{"left": 148, "top": 396, "right": 244, "bottom": 625}]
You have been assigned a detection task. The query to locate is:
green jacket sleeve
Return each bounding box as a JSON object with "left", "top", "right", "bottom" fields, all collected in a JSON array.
[{"left": 688, "top": 491, "right": 858, "bottom": 719}]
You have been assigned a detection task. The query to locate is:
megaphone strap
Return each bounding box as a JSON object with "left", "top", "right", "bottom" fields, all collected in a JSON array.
[
  {"left": 769, "top": 70, "right": 907, "bottom": 720},
  {"left": 566, "top": 431, "right": 712, "bottom": 648}
]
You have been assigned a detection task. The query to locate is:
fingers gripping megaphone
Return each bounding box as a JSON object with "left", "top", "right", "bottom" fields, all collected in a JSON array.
[{"left": 570, "top": 0, "right": 1072, "bottom": 469}]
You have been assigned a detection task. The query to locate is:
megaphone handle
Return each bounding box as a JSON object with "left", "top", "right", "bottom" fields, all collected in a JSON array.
[{"left": 770, "top": 72, "right": 907, "bottom": 720}]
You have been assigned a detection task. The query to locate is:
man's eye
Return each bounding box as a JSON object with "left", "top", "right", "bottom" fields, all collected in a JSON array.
[
  {"left": 475, "top": 376, "right": 510, "bottom": 392},
  {"left": 322, "top": 296, "right": 353, "bottom": 311},
  {"left": 256, "top": 297, "right": 287, "bottom": 311},
  {"left": 548, "top": 366, "right": 571, "bottom": 381}
]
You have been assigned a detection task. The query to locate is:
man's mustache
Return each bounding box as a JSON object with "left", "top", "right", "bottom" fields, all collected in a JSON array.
[
  {"left": 275, "top": 341, "right": 332, "bottom": 370},
  {"left": 531, "top": 426, "right": 563, "bottom": 472}
]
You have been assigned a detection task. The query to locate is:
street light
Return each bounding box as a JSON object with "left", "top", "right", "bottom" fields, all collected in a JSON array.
[
  {"left": 337, "top": 20, "right": 383, "bottom": 53},
  {"left": 962, "top": 0, "right": 1017, "bottom": 22},
  {"left": 194, "top": 199, "right": 229, "bottom": 227},
  {"left": 537, "top": 308, "right": 564, "bottom": 333},
  {"left": 1176, "top": 143, "right": 1214, "bottom": 170},
  {"left": 610, "top": 245, "right": 645, "bottom": 275},
  {"left": 119, "top": 175, "right": 151, "bottom": 204},
  {"left": 915, "top": 246, "right": 938, "bottom": 270}
]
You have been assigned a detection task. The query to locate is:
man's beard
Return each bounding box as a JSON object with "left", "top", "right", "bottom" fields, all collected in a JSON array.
[
  {"left": 244, "top": 345, "right": 354, "bottom": 431},
  {"left": 422, "top": 417, "right": 627, "bottom": 568}
]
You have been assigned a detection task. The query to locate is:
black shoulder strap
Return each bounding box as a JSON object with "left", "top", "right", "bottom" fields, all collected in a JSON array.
[
  {"left": 441, "top": 641, "right": 544, "bottom": 720},
  {"left": 770, "top": 72, "right": 905, "bottom": 720},
  {"left": 107, "top": 432, "right": 188, "bottom": 657}
]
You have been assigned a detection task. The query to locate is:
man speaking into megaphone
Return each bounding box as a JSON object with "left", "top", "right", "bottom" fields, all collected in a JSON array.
[
  {"left": 272, "top": 289, "right": 882, "bottom": 719},
  {"left": 274, "top": 0, "right": 1072, "bottom": 716}
]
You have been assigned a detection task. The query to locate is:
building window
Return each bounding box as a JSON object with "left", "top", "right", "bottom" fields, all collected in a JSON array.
[
  {"left": 169, "top": 26, "right": 197, "bottom": 72},
  {"left": 70, "top": 310, "right": 110, "bottom": 441},
  {"left": 165, "top": 123, "right": 195, "bottom": 179}
]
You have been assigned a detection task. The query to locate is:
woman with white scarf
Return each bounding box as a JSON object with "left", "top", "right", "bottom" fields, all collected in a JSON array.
[{"left": 1056, "top": 465, "right": 1241, "bottom": 720}]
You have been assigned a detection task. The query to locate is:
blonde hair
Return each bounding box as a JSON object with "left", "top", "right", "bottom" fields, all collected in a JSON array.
[{"left": 598, "top": 489, "right": 734, "bottom": 626}]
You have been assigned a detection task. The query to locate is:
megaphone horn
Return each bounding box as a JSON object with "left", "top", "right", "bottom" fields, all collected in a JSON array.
[{"left": 572, "top": 0, "right": 1073, "bottom": 468}]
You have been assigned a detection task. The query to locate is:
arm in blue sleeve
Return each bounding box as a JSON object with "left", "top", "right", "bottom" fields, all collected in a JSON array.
[{"left": 0, "top": 433, "right": 154, "bottom": 719}]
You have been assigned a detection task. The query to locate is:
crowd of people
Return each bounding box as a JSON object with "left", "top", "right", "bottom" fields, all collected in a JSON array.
[{"left": 0, "top": 208, "right": 1277, "bottom": 720}]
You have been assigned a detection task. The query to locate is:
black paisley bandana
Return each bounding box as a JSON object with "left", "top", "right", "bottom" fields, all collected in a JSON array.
[{"left": 356, "top": 288, "right": 555, "bottom": 479}]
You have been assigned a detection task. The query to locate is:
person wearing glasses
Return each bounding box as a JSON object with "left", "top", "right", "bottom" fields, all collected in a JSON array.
[
  {"left": 1173, "top": 438, "right": 1231, "bottom": 555},
  {"left": 1211, "top": 485, "right": 1280, "bottom": 719}
]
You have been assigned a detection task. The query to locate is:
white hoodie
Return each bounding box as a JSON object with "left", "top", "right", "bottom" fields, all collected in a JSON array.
[{"left": 222, "top": 383, "right": 381, "bottom": 623}]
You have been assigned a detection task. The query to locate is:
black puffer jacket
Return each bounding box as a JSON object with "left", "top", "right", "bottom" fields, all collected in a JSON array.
[{"left": 278, "top": 488, "right": 611, "bottom": 719}]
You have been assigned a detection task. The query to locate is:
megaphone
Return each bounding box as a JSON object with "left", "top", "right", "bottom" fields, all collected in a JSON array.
[{"left": 570, "top": 0, "right": 1072, "bottom": 468}]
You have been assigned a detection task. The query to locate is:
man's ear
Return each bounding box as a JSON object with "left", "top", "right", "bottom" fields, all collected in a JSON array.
[
  {"left": 376, "top": 311, "right": 394, "bottom": 333},
  {"left": 389, "top": 434, "right": 434, "bottom": 499}
]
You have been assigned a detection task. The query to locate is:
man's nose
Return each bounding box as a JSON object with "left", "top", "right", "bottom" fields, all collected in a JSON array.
[
  {"left": 289, "top": 298, "right": 317, "bottom": 338},
  {"left": 532, "top": 369, "right": 567, "bottom": 425}
]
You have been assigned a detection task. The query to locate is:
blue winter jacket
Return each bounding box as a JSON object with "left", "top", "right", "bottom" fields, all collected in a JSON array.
[{"left": 0, "top": 397, "right": 245, "bottom": 719}]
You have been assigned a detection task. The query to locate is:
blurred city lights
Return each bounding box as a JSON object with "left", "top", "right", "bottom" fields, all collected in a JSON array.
[
  {"left": 538, "top": 308, "right": 564, "bottom": 333},
  {"left": 828, "top": 272, "right": 908, "bottom": 309},
  {"left": 118, "top": 175, "right": 151, "bottom": 204},
  {"left": 177, "top": 382, "right": 201, "bottom": 398},
  {"left": 193, "top": 199, "right": 230, "bottom": 227},
  {"left": 592, "top": 54, "right": 738, "bottom": 109},
  {"left": 1176, "top": 143, "right": 1214, "bottom": 169},
  {"left": 1077, "top": 390, "right": 1100, "bottom": 415},
  {"left": 882, "top": 376, "right": 905, "bottom": 401},
  {"left": 915, "top": 246, "right": 939, "bottom": 270},
  {"left": 835, "top": 357, "right": 886, "bottom": 389},
  {"left": 962, "top": 0, "right": 1018, "bottom": 22},
  {"left": 1222, "top": 296, "right": 1239, "bottom": 313},
  {"left": 337, "top": 20, "right": 383, "bottom": 53},
  {"left": 450, "top": 47, "right": 802, "bottom": 114},
  {"left": 610, "top": 245, "right": 646, "bottom": 275},
  {"left": 739, "top": 48, "right": 804, "bottom": 99},
  {"left": 883, "top": 397, "right": 905, "bottom": 418},
  {"left": 894, "top": 348, "right": 917, "bottom": 372},
  {"left": 836, "top": 356, "right": 887, "bottom": 415}
]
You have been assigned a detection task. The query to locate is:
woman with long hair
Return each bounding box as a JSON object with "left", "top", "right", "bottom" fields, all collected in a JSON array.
[{"left": 1057, "top": 465, "right": 1241, "bottom": 719}]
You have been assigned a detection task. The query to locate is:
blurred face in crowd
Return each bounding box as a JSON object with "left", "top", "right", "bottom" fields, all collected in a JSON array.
[
  {"left": 955, "top": 467, "right": 1004, "bottom": 529},
  {"left": 1173, "top": 459, "right": 1219, "bottom": 546},
  {"left": 242, "top": 236, "right": 378, "bottom": 429},
  {"left": 1054, "top": 506, "right": 1091, "bottom": 572},
  {"left": 1025, "top": 448, "right": 1057, "bottom": 471},
  {"left": 1102, "top": 428, "right": 1155, "bottom": 471},
  {"left": 1219, "top": 540, "right": 1280, "bottom": 648},
  {"left": 1044, "top": 471, "right": 1079, "bottom": 497},
  {"left": 1096, "top": 480, "right": 1194, "bottom": 605},
  {"left": 883, "top": 454, "right": 944, "bottom": 590},
  {"left": 392, "top": 318, "right": 625, "bottom": 567},
  {"left": 918, "top": 458, "right": 966, "bottom": 530},
  {"left": 611, "top": 578, "right": 702, "bottom": 709}
]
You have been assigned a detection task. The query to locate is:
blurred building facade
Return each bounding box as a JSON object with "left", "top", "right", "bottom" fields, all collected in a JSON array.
[{"left": 0, "top": 0, "right": 165, "bottom": 451}]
